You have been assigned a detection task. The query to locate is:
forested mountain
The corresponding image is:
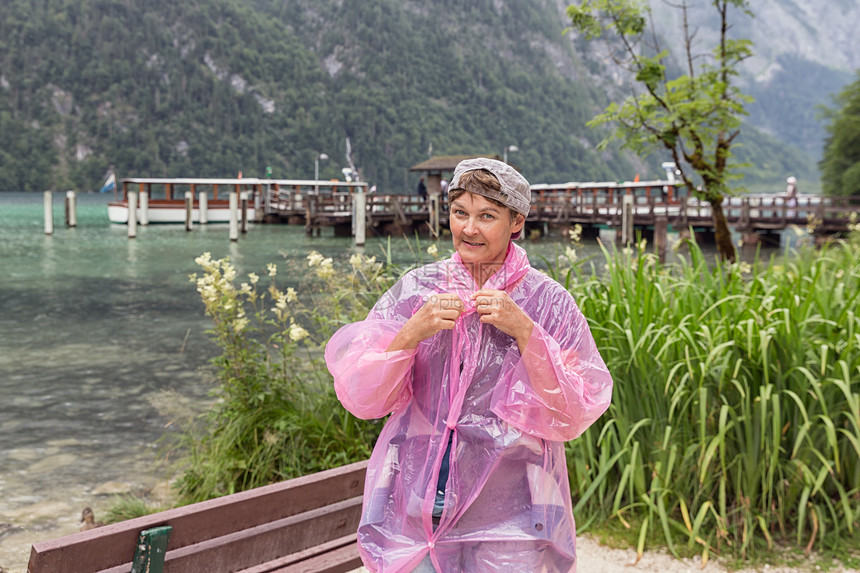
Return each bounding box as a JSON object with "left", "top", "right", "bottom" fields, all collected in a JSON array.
[{"left": 0, "top": 0, "right": 830, "bottom": 193}]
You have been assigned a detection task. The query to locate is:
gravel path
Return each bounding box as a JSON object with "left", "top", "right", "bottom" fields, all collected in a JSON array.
[
  {"left": 575, "top": 535, "right": 859, "bottom": 573},
  {"left": 347, "top": 535, "right": 859, "bottom": 573}
]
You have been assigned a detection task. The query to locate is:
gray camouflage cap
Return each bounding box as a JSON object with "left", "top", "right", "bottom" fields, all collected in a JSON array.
[{"left": 448, "top": 158, "right": 531, "bottom": 216}]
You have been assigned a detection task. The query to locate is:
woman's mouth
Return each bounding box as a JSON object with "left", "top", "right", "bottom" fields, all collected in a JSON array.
[{"left": 463, "top": 240, "right": 484, "bottom": 247}]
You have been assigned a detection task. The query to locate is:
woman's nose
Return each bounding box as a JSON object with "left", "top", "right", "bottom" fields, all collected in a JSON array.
[{"left": 463, "top": 217, "right": 479, "bottom": 234}]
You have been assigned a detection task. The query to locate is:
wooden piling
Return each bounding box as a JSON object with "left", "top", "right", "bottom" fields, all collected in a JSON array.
[
  {"left": 305, "top": 194, "right": 317, "bottom": 236},
  {"left": 428, "top": 192, "right": 440, "bottom": 238},
  {"left": 139, "top": 189, "right": 149, "bottom": 226},
  {"left": 199, "top": 190, "right": 208, "bottom": 224},
  {"left": 354, "top": 189, "right": 366, "bottom": 246},
  {"left": 128, "top": 191, "right": 138, "bottom": 239},
  {"left": 185, "top": 191, "right": 193, "bottom": 231},
  {"left": 654, "top": 216, "right": 668, "bottom": 262},
  {"left": 65, "top": 191, "right": 77, "bottom": 228},
  {"left": 229, "top": 191, "right": 239, "bottom": 241},
  {"left": 620, "top": 194, "right": 634, "bottom": 246},
  {"left": 43, "top": 191, "right": 53, "bottom": 235},
  {"left": 742, "top": 231, "right": 760, "bottom": 246},
  {"left": 240, "top": 192, "right": 248, "bottom": 234}
]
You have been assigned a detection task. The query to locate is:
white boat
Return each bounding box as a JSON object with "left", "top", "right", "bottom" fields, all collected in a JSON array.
[
  {"left": 108, "top": 177, "right": 266, "bottom": 224},
  {"left": 108, "top": 177, "right": 367, "bottom": 224},
  {"left": 108, "top": 199, "right": 257, "bottom": 224}
]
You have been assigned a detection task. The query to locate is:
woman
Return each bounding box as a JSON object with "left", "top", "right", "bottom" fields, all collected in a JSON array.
[{"left": 325, "top": 158, "right": 613, "bottom": 572}]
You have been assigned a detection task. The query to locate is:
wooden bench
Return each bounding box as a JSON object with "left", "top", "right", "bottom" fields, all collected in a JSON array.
[{"left": 28, "top": 460, "right": 368, "bottom": 573}]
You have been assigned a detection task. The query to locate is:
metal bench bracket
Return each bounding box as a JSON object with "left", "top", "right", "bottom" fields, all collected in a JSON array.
[{"left": 131, "top": 525, "right": 172, "bottom": 573}]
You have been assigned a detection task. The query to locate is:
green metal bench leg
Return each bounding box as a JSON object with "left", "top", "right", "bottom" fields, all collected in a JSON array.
[{"left": 131, "top": 525, "right": 172, "bottom": 573}]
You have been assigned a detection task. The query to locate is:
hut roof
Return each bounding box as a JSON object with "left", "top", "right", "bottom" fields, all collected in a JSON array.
[{"left": 409, "top": 154, "right": 502, "bottom": 173}]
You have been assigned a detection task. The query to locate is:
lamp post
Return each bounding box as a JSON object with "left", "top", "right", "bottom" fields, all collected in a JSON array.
[
  {"left": 314, "top": 153, "right": 329, "bottom": 195},
  {"left": 503, "top": 145, "right": 519, "bottom": 164},
  {"left": 314, "top": 153, "right": 329, "bottom": 181}
]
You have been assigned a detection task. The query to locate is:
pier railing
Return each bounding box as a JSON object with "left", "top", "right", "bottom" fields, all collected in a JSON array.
[
  {"left": 269, "top": 183, "right": 860, "bottom": 236},
  {"left": 118, "top": 177, "right": 860, "bottom": 237}
]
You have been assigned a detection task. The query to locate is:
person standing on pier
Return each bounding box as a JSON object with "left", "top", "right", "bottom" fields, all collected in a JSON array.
[
  {"left": 416, "top": 177, "right": 427, "bottom": 203},
  {"left": 785, "top": 176, "right": 798, "bottom": 219},
  {"left": 325, "top": 158, "right": 613, "bottom": 572}
]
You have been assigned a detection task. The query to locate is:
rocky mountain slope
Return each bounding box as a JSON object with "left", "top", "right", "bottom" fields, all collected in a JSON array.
[{"left": 646, "top": 0, "right": 858, "bottom": 159}]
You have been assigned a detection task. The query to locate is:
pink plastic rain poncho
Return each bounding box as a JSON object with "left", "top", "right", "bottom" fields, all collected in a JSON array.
[{"left": 325, "top": 242, "right": 613, "bottom": 572}]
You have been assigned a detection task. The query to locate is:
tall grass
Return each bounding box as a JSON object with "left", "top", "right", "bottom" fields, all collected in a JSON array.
[{"left": 565, "top": 237, "right": 860, "bottom": 560}]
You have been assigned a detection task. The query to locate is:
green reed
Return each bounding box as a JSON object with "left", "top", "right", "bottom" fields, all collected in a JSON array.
[{"left": 565, "top": 236, "right": 860, "bottom": 561}]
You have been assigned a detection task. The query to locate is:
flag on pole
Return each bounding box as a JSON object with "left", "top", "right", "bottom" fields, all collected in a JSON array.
[{"left": 99, "top": 172, "right": 116, "bottom": 193}]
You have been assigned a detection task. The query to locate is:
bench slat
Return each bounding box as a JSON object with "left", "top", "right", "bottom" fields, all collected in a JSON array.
[
  {"left": 162, "top": 497, "right": 362, "bottom": 572},
  {"left": 236, "top": 534, "right": 359, "bottom": 573},
  {"left": 269, "top": 543, "right": 363, "bottom": 573},
  {"left": 28, "top": 461, "right": 368, "bottom": 573}
]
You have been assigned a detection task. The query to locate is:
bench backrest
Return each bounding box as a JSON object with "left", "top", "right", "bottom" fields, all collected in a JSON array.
[{"left": 28, "top": 460, "right": 368, "bottom": 573}]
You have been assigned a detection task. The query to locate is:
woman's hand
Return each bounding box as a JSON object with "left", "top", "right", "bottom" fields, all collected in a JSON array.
[
  {"left": 386, "top": 293, "right": 465, "bottom": 351},
  {"left": 472, "top": 289, "right": 534, "bottom": 352}
]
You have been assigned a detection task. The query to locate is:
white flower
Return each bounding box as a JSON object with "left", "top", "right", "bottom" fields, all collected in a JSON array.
[
  {"left": 642, "top": 253, "right": 658, "bottom": 270},
  {"left": 426, "top": 244, "right": 438, "bottom": 256},
  {"left": 349, "top": 254, "right": 363, "bottom": 268},
  {"left": 285, "top": 287, "right": 297, "bottom": 303},
  {"left": 223, "top": 264, "right": 237, "bottom": 282},
  {"left": 565, "top": 246, "right": 577, "bottom": 263},
  {"left": 316, "top": 258, "right": 334, "bottom": 279},
  {"left": 239, "top": 283, "right": 252, "bottom": 295},
  {"left": 288, "top": 321, "right": 309, "bottom": 342},
  {"left": 267, "top": 263, "right": 277, "bottom": 278},
  {"left": 201, "top": 284, "right": 218, "bottom": 302},
  {"left": 248, "top": 272, "right": 260, "bottom": 285},
  {"left": 307, "top": 251, "right": 325, "bottom": 267},
  {"left": 234, "top": 317, "right": 248, "bottom": 332}
]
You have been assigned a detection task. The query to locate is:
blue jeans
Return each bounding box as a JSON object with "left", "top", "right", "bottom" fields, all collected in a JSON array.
[{"left": 412, "top": 555, "right": 436, "bottom": 572}]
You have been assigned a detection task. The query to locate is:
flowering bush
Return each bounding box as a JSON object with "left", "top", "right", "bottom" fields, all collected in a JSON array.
[{"left": 176, "top": 251, "right": 391, "bottom": 503}]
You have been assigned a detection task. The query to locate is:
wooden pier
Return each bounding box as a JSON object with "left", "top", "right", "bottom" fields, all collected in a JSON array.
[
  {"left": 270, "top": 179, "right": 860, "bottom": 244},
  {"left": 115, "top": 177, "right": 860, "bottom": 244},
  {"left": 528, "top": 180, "right": 860, "bottom": 244}
]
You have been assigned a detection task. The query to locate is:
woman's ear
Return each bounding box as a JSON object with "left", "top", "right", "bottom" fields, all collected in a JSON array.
[{"left": 512, "top": 213, "right": 525, "bottom": 234}]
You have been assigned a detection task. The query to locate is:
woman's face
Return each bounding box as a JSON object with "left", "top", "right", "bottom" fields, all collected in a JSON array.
[{"left": 449, "top": 192, "right": 524, "bottom": 277}]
